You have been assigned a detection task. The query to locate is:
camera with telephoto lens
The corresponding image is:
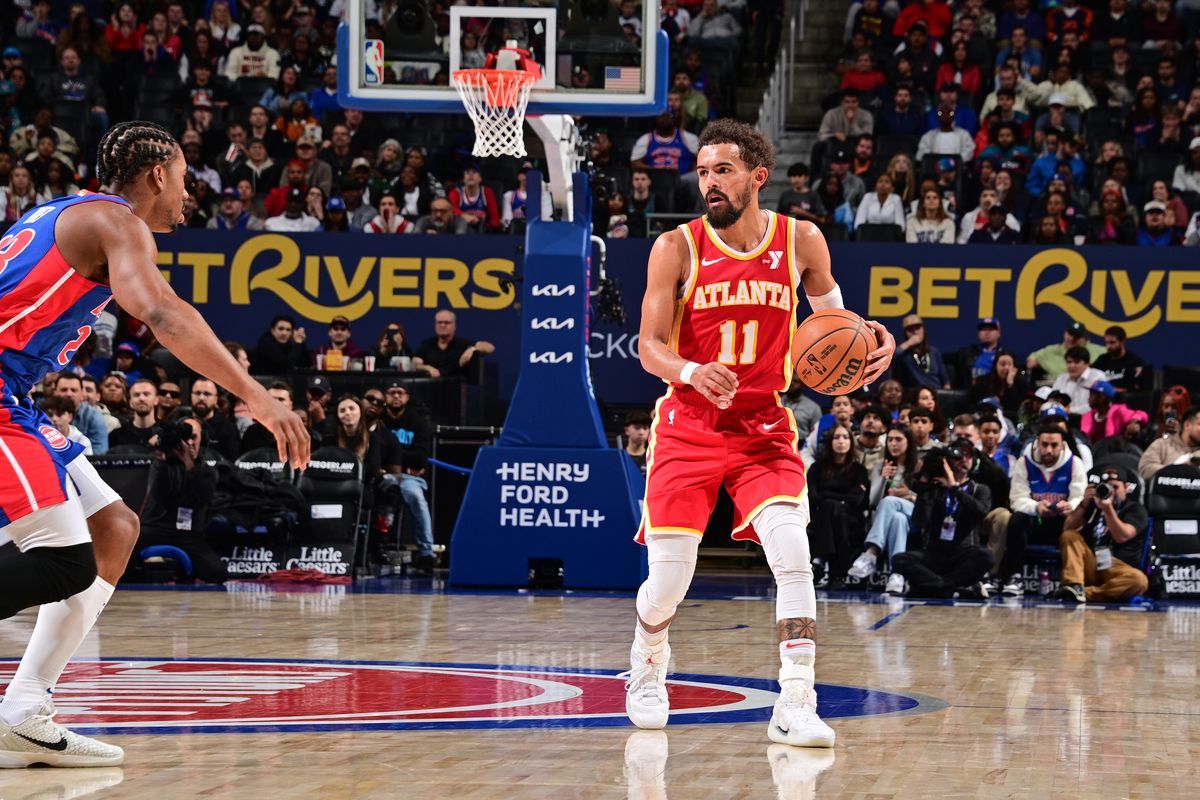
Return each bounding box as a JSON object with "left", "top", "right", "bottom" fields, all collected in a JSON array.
[
  {"left": 151, "top": 420, "right": 195, "bottom": 454},
  {"left": 918, "top": 442, "right": 968, "bottom": 483}
]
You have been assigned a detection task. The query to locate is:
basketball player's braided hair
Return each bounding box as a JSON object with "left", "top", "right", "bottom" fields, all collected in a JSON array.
[
  {"left": 698, "top": 119, "right": 777, "bottom": 176},
  {"left": 95, "top": 121, "right": 179, "bottom": 187}
]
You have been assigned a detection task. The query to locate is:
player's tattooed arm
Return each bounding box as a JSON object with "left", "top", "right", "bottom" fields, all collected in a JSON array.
[{"left": 778, "top": 617, "right": 816, "bottom": 642}]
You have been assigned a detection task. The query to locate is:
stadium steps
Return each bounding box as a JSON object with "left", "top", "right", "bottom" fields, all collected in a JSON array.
[{"left": 761, "top": 132, "right": 819, "bottom": 210}]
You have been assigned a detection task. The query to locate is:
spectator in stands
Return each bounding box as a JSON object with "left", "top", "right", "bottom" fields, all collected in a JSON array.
[
  {"left": 251, "top": 315, "right": 310, "bottom": 374},
  {"left": 847, "top": 424, "right": 919, "bottom": 593},
  {"left": 41, "top": 395, "right": 90, "bottom": 455},
  {"left": 239, "top": 382, "right": 298, "bottom": 454},
  {"left": 999, "top": 424, "right": 1087, "bottom": 595},
  {"left": 1149, "top": 181, "right": 1188, "bottom": 236},
  {"left": 821, "top": 146, "right": 867, "bottom": 211},
  {"left": 414, "top": 310, "right": 495, "bottom": 379},
  {"left": 661, "top": 0, "right": 692, "bottom": 43},
  {"left": 1173, "top": 139, "right": 1200, "bottom": 194},
  {"left": 1139, "top": 404, "right": 1200, "bottom": 479},
  {"left": 315, "top": 315, "right": 365, "bottom": 363},
  {"left": 307, "top": 65, "right": 339, "bottom": 122},
  {"left": 99, "top": 373, "right": 131, "bottom": 421},
  {"left": 672, "top": 70, "right": 709, "bottom": 132},
  {"left": 629, "top": 111, "right": 701, "bottom": 174},
  {"left": 1126, "top": 87, "right": 1162, "bottom": 150},
  {"left": 1033, "top": 96, "right": 1081, "bottom": 150},
  {"left": 33, "top": 160, "right": 78, "bottom": 205},
  {"left": 891, "top": 442, "right": 994, "bottom": 598},
  {"left": 894, "top": 314, "right": 950, "bottom": 389},
  {"left": 207, "top": 187, "right": 264, "bottom": 231},
  {"left": 905, "top": 186, "right": 955, "bottom": 243},
  {"left": 1093, "top": 0, "right": 1139, "bottom": 47},
  {"left": 224, "top": 24, "right": 279, "bottom": 81},
  {"left": 806, "top": 424, "right": 870, "bottom": 588},
  {"left": 621, "top": 411, "right": 651, "bottom": 474},
  {"left": 378, "top": 380, "right": 436, "bottom": 573},
  {"left": 1, "top": 164, "right": 37, "bottom": 227},
  {"left": 188, "top": 378, "right": 239, "bottom": 460},
  {"left": 936, "top": 41, "right": 981, "bottom": 96},
  {"left": 1056, "top": 465, "right": 1149, "bottom": 603},
  {"left": 265, "top": 186, "right": 320, "bottom": 232},
  {"left": 448, "top": 164, "right": 500, "bottom": 234},
  {"left": 850, "top": 134, "right": 878, "bottom": 186},
  {"left": 333, "top": 394, "right": 387, "bottom": 478},
  {"left": 1137, "top": 200, "right": 1181, "bottom": 246},
  {"left": 818, "top": 90, "right": 875, "bottom": 144},
  {"left": 924, "top": 84, "right": 979, "bottom": 136},
  {"left": 690, "top": 0, "right": 743, "bottom": 42},
  {"left": 133, "top": 416, "right": 227, "bottom": 583},
  {"left": 363, "top": 192, "right": 412, "bottom": 234},
  {"left": 998, "top": 0, "right": 1047, "bottom": 41},
  {"left": 335, "top": 178, "right": 374, "bottom": 230},
  {"left": 42, "top": 47, "right": 107, "bottom": 151},
  {"left": 1141, "top": 0, "right": 1184, "bottom": 47},
  {"left": 876, "top": 380, "right": 905, "bottom": 421},
  {"left": 978, "top": 414, "right": 1014, "bottom": 475},
  {"left": 322, "top": 196, "right": 351, "bottom": 232},
  {"left": 970, "top": 353, "right": 1029, "bottom": 418},
  {"left": 977, "top": 122, "right": 1032, "bottom": 176},
  {"left": 108, "top": 379, "right": 158, "bottom": 450},
  {"left": 395, "top": 166, "right": 433, "bottom": 224},
  {"left": 965, "top": 202, "right": 1021, "bottom": 246},
  {"left": 290, "top": 135, "right": 333, "bottom": 196},
  {"left": 917, "top": 105, "right": 974, "bottom": 162},
  {"left": 1046, "top": 0, "right": 1094, "bottom": 45},
  {"left": 373, "top": 322, "right": 414, "bottom": 370},
  {"left": 855, "top": 173, "right": 906, "bottom": 231},
  {"left": 893, "top": 0, "right": 951, "bottom": 39},
  {"left": 1086, "top": 189, "right": 1137, "bottom": 245},
  {"left": 230, "top": 138, "right": 281, "bottom": 203},
  {"left": 1026, "top": 129, "right": 1077, "bottom": 198},
  {"left": 776, "top": 163, "right": 827, "bottom": 225},
  {"left": 414, "top": 197, "right": 469, "bottom": 235},
  {"left": 1093, "top": 326, "right": 1148, "bottom": 392},
  {"left": 802, "top": 394, "right": 855, "bottom": 464},
  {"left": 1031, "top": 62, "right": 1095, "bottom": 113},
  {"left": 1080, "top": 380, "right": 1148, "bottom": 445},
  {"left": 854, "top": 405, "right": 888, "bottom": 473},
  {"left": 264, "top": 160, "right": 306, "bottom": 218},
  {"left": 876, "top": 83, "right": 924, "bottom": 138},
  {"left": 1027, "top": 322, "right": 1103, "bottom": 381},
  {"left": 995, "top": 26, "right": 1042, "bottom": 83},
  {"left": 840, "top": 51, "right": 887, "bottom": 98},
  {"left": 53, "top": 373, "right": 107, "bottom": 454},
  {"left": 956, "top": 317, "right": 1013, "bottom": 384},
  {"left": 1050, "top": 347, "right": 1106, "bottom": 414}
]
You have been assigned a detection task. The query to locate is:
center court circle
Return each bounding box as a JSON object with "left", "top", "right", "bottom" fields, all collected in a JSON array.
[{"left": 0, "top": 658, "right": 946, "bottom": 735}]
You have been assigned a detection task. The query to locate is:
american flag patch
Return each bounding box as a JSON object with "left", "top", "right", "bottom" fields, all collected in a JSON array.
[{"left": 604, "top": 66, "right": 641, "bottom": 91}]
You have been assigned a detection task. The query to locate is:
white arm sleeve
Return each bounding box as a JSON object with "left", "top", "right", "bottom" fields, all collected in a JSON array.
[{"left": 806, "top": 285, "right": 845, "bottom": 311}]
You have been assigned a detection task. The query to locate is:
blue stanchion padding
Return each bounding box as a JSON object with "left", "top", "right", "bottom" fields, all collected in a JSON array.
[
  {"left": 140, "top": 545, "right": 194, "bottom": 578},
  {"left": 428, "top": 457, "right": 473, "bottom": 476},
  {"left": 449, "top": 447, "right": 646, "bottom": 589}
]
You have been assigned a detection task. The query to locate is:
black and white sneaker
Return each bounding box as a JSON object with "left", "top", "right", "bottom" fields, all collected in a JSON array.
[
  {"left": 0, "top": 699, "right": 123, "bottom": 768},
  {"left": 1055, "top": 583, "right": 1086, "bottom": 604}
]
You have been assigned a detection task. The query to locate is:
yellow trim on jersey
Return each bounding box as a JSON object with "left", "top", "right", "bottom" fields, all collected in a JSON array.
[
  {"left": 702, "top": 210, "right": 778, "bottom": 261},
  {"left": 638, "top": 388, "right": 700, "bottom": 540},
  {"left": 731, "top": 488, "right": 810, "bottom": 536},
  {"left": 781, "top": 215, "right": 800, "bottom": 392},
  {"left": 669, "top": 224, "right": 701, "bottom": 354}
]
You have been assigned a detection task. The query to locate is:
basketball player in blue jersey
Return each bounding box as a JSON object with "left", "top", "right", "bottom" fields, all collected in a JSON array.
[{"left": 0, "top": 122, "right": 310, "bottom": 767}]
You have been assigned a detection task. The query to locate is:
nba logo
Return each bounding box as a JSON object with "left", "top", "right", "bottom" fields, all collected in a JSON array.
[{"left": 364, "top": 39, "right": 384, "bottom": 86}]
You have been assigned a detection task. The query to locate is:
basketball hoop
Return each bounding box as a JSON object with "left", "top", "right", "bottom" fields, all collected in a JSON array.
[{"left": 452, "top": 68, "right": 537, "bottom": 158}]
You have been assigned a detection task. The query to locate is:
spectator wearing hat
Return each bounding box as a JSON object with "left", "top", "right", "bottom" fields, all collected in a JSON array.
[
  {"left": 224, "top": 23, "right": 280, "bottom": 81},
  {"left": 1093, "top": 326, "right": 1148, "bottom": 392},
  {"left": 315, "top": 316, "right": 365, "bottom": 362},
  {"left": 1080, "top": 380, "right": 1148, "bottom": 444},
  {"left": 1056, "top": 464, "right": 1149, "bottom": 604},
  {"left": 818, "top": 90, "right": 875, "bottom": 144},
  {"left": 208, "top": 187, "right": 264, "bottom": 230},
  {"left": 320, "top": 196, "right": 349, "bottom": 232},
  {"left": 265, "top": 186, "right": 321, "bottom": 231},
  {"left": 1137, "top": 200, "right": 1180, "bottom": 246},
  {"left": 304, "top": 375, "right": 333, "bottom": 429},
  {"left": 924, "top": 84, "right": 979, "bottom": 136},
  {"left": 956, "top": 317, "right": 1018, "bottom": 384},
  {"left": 1033, "top": 94, "right": 1081, "bottom": 148},
  {"left": 916, "top": 105, "right": 975, "bottom": 161},
  {"left": 1173, "top": 138, "right": 1200, "bottom": 195},
  {"left": 1049, "top": 347, "right": 1107, "bottom": 414},
  {"left": 967, "top": 203, "right": 1022, "bottom": 243},
  {"left": 894, "top": 314, "right": 951, "bottom": 390},
  {"left": 448, "top": 163, "right": 500, "bottom": 234},
  {"left": 288, "top": 134, "right": 333, "bottom": 196},
  {"left": 363, "top": 193, "right": 413, "bottom": 234},
  {"left": 339, "top": 178, "right": 377, "bottom": 229},
  {"left": 379, "top": 380, "right": 436, "bottom": 573},
  {"left": 1027, "top": 322, "right": 1105, "bottom": 382}
]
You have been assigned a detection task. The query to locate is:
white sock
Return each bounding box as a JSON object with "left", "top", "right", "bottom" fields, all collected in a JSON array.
[
  {"left": 780, "top": 638, "right": 815, "bottom": 666},
  {"left": 634, "top": 622, "right": 669, "bottom": 653},
  {"left": 0, "top": 577, "right": 114, "bottom": 726}
]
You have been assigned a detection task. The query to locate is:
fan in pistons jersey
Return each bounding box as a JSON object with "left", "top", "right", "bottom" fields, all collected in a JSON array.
[
  {"left": 620, "top": 120, "right": 895, "bottom": 748},
  {"left": 0, "top": 121, "right": 309, "bottom": 768}
]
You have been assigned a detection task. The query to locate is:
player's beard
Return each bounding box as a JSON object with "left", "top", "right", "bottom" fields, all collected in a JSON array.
[{"left": 705, "top": 184, "right": 752, "bottom": 229}]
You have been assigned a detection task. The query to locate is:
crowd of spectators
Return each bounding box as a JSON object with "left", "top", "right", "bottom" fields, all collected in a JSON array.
[
  {"left": 810, "top": 0, "right": 1200, "bottom": 244},
  {"left": 782, "top": 311, "right": 1200, "bottom": 602}
]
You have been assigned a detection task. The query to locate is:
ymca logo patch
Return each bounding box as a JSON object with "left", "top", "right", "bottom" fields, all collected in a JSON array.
[
  {"left": 0, "top": 658, "right": 945, "bottom": 735},
  {"left": 38, "top": 424, "right": 70, "bottom": 451}
]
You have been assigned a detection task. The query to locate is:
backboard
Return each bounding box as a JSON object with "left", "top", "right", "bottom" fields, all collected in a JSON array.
[{"left": 337, "top": 1, "right": 667, "bottom": 116}]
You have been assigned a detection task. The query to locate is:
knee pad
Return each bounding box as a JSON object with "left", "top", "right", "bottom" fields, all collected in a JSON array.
[
  {"left": 636, "top": 534, "right": 699, "bottom": 626},
  {"left": 754, "top": 502, "right": 816, "bottom": 621},
  {"left": 0, "top": 543, "right": 97, "bottom": 620}
]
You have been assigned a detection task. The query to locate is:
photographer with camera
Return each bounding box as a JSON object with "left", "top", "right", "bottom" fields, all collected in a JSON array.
[
  {"left": 130, "top": 417, "right": 228, "bottom": 584},
  {"left": 999, "top": 424, "right": 1088, "bottom": 596},
  {"left": 890, "top": 441, "right": 995, "bottom": 598},
  {"left": 1055, "top": 465, "right": 1149, "bottom": 604}
]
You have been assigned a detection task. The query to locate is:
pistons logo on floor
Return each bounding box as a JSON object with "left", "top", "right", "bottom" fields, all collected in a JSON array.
[
  {"left": 38, "top": 424, "right": 71, "bottom": 451},
  {"left": 0, "top": 658, "right": 944, "bottom": 734}
]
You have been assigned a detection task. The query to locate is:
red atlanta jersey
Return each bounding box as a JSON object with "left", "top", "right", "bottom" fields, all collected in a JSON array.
[{"left": 671, "top": 211, "right": 799, "bottom": 398}]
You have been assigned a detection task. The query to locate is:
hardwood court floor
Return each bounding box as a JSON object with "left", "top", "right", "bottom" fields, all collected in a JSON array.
[{"left": 2, "top": 578, "right": 1199, "bottom": 800}]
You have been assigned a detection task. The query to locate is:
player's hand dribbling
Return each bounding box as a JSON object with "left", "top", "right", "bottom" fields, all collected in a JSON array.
[
  {"left": 690, "top": 362, "right": 738, "bottom": 408},
  {"left": 249, "top": 394, "right": 312, "bottom": 471},
  {"left": 861, "top": 320, "right": 896, "bottom": 388}
]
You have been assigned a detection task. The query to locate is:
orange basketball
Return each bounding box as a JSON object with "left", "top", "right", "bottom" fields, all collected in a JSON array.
[{"left": 791, "top": 309, "right": 874, "bottom": 395}]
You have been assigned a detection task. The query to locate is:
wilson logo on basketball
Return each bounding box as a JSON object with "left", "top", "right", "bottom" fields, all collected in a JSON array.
[
  {"left": 38, "top": 424, "right": 70, "bottom": 451},
  {"left": 826, "top": 358, "right": 864, "bottom": 392},
  {"left": 0, "top": 658, "right": 933, "bottom": 734}
]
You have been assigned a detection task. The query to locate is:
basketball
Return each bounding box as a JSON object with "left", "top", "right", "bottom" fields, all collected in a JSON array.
[{"left": 791, "top": 309, "right": 874, "bottom": 395}]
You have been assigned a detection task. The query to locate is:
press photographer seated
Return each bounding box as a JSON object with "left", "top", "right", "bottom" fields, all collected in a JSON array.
[
  {"left": 127, "top": 418, "right": 229, "bottom": 585},
  {"left": 1055, "top": 466, "right": 1149, "bottom": 604}
]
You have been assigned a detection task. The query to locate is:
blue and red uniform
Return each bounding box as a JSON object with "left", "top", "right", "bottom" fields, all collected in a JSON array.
[{"left": 0, "top": 192, "right": 124, "bottom": 527}]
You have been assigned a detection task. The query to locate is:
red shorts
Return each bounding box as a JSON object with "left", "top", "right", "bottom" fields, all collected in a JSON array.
[{"left": 635, "top": 388, "right": 807, "bottom": 546}]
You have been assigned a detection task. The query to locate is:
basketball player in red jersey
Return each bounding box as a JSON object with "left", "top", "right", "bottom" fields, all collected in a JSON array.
[
  {"left": 621, "top": 120, "right": 895, "bottom": 747},
  {"left": 0, "top": 122, "right": 309, "bottom": 767}
]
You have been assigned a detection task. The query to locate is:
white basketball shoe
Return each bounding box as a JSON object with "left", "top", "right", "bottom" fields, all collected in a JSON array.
[
  {"left": 767, "top": 662, "right": 836, "bottom": 748},
  {"left": 620, "top": 643, "right": 671, "bottom": 730},
  {"left": 0, "top": 699, "right": 124, "bottom": 768}
]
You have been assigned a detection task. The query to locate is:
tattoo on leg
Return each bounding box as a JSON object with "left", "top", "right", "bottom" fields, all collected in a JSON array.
[
  {"left": 638, "top": 613, "right": 675, "bottom": 634},
  {"left": 778, "top": 617, "right": 816, "bottom": 642}
]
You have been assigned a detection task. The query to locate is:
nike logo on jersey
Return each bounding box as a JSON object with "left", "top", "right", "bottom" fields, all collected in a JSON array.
[
  {"left": 762, "top": 419, "right": 783, "bottom": 432},
  {"left": 13, "top": 731, "right": 69, "bottom": 751},
  {"left": 700, "top": 256, "right": 724, "bottom": 267}
]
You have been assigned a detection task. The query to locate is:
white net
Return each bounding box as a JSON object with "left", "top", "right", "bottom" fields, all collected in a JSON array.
[{"left": 452, "top": 69, "right": 536, "bottom": 158}]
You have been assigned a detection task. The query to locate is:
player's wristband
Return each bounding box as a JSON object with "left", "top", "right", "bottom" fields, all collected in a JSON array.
[
  {"left": 679, "top": 361, "right": 700, "bottom": 385},
  {"left": 806, "top": 285, "right": 845, "bottom": 311}
]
